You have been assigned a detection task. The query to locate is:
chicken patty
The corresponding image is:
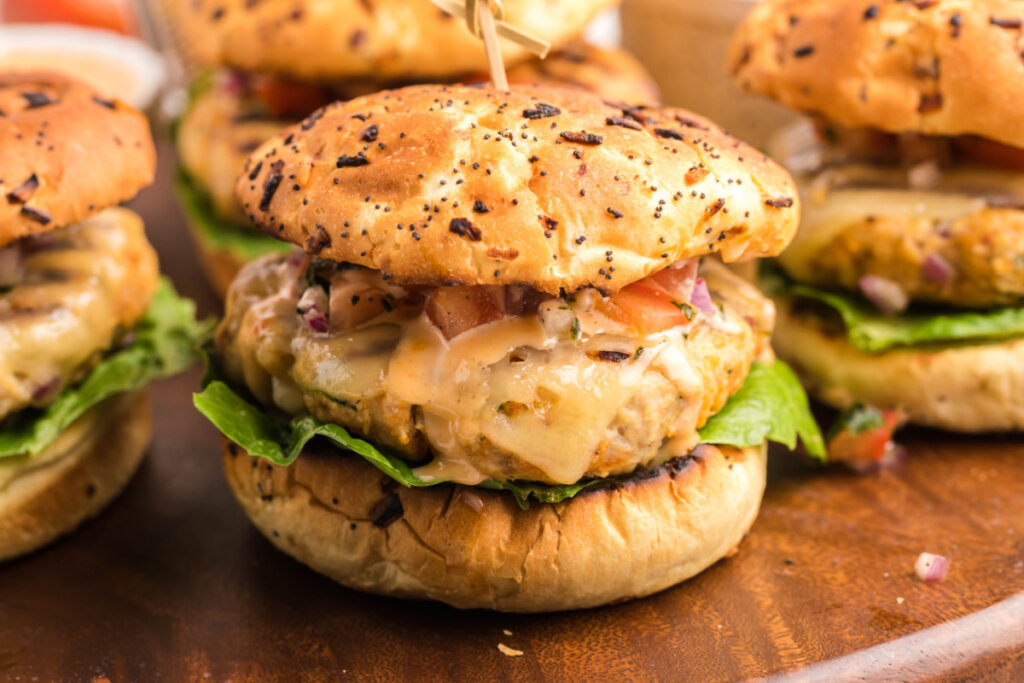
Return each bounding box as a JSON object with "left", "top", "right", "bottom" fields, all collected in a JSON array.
[
  {"left": 772, "top": 121, "right": 1024, "bottom": 309},
  {"left": 216, "top": 254, "right": 771, "bottom": 485},
  {"left": 780, "top": 198, "right": 1024, "bottom": 309},
  {"left": 0, "top": 208, "right": 159, "bottom": 419}
]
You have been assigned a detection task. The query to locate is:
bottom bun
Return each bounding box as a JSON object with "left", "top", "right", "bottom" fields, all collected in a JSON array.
[
  {"left": 221, "top": 438, "right": 767, "bottom": 612},
  {"left": 184, "top": 217, "right": 247, "bottom": 300},
  {"left": 0, "top": 391, "right": 151, "bottom": 561},
  {"left": 775, "top": 297, "right": 1024, "bottom": 431}
]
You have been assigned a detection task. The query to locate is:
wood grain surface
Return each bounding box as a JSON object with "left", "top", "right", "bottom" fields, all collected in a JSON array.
[{"left": 0, "top": 141, "right": 1021, "bottom": 682}]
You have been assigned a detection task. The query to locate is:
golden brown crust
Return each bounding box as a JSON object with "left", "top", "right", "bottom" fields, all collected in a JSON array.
[
  {"left": 237, "top": 84, "right": 800, "bottom": 294},
  {"left": 179, "top": 43, "right": 659, "bottom": 228},
  {"left": 221, "top": 438, "right": 766, "bottom": 612},
  {"left": 167, "top": 0, "right": 616, "bottom": 82},
  {"left": 0, "top": 391, "right": 151, "bottom": 562},
  {"left": 731, "top": 0, "right": 1024, "bottom": 148},
  {"left": 774, "top": 297, "right": 1024, "bottom": 431},
  {"left": 0, "top": 71, "right": 155, "bottom": 245}
]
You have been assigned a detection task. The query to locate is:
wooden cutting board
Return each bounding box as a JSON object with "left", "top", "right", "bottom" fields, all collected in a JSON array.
[{"left": 0, "top": 143, "right": 1021, "bottom": 682}]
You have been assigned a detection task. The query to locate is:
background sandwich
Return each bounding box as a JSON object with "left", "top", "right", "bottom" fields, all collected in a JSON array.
[
  {"left": 732, "top": 0, "right": 1024, "bottom": 435},
  {"left": 164, "top": 0, "right": 660, "bottom": 296},
  {"left": 195, "top": 84, "right": 823, "bottom": 611},
  {"left": 0, "top": 72, "right": 206, "bottom": 561}
]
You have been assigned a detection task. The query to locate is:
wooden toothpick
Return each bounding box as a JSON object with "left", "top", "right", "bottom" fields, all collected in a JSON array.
[
  {"left": 428, "top": 0, "right": 550, "bottom": 90},
  {"left": 476, "top": 2, "right": 508, "bottom": 90}
]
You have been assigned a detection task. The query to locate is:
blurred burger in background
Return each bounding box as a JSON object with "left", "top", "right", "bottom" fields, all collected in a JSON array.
[
  {"left": 0, "top": 71, "right": 204, "bottom": 560},
  {"left": 161, "top": 0, "right": 661, "bottom": 297},
  {"left": 732, "top": 0, "right": 1024, "bottom": 447}
]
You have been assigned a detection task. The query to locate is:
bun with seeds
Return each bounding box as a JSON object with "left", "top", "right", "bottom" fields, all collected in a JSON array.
[
  {"left": 0, "top": 72, "right": 155, "bottom": 246},
  {"left": 196, "top": 83, "right": 822, "bottom": 611},
  {"left": 237, "top": 85, "right": 800, "bottom": 295},
  {"left": 730, "top": 0, "right": 1024, "bottom": 148},
  {"left": 167, "top": 0, "right": 617, "bottom": 82},
  {"left": 732, "top": 0, "right": 1024, "bottom": 434},
  {"left": 0, "top": 71, "right": 203, "bottom": 560},
  {"left": 174, "top": 42, "right": 661, "bottom": 298}
]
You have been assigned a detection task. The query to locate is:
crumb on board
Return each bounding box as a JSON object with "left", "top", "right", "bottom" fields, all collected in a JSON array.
[
  {"left": 498, "top": 643, "right": 524, "bottom": 657},
  {"left": 503, "top": 629, "right": 513, "bottom": 636}
]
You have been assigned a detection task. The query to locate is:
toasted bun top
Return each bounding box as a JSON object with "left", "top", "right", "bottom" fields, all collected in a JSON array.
[
  {"left": 168, "top": 0, "right": 616, "bottom": 82},
  {"left": 237, "top": 85, "right": 799, "bottom": 293},
  {"left": 0, "top": 72, "right": 155, "bottom": 245},
  {"left": 731, "top": 0, "right": 1024, "bottom": 148}
]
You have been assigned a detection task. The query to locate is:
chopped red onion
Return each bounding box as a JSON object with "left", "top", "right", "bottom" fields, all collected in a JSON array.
[
  {"left": 303, "top": 313, "right": 328, "bottom": 333},
  {"left": 31, "top": 376, "right": 60, "bottom": 402},
  {"left": 221, "top": 70, "right": 250, "bottom": 96},
  {"left": 690, "top": 278, "right": 715, "bottom": 317},
  {"left": 915, "top": 552, "right": 951, "bottom": 581},
  {"left": 286, "top": 245, "right": 306, "bottom": 267},
  {"left": 922, "top": 253, "right": 954, "bottom": 285},
  {"left": 297, "top": 285, "right": 329, "bottom": 333},
  {"left": 859, "top": 275, "right": 909, "bottom": 316},
  {"left": 907, "top": 161, "right": 941, "bottom": 190}
]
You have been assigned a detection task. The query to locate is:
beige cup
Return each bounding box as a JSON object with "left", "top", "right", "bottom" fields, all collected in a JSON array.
[{"left": 621, "top": 0, "right": 798, "bottom": 149}]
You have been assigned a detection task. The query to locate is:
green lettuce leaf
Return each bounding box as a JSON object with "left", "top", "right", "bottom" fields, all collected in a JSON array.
[
  {"left": 699, "top": 360, "right": 826, "bottom": 460},
  {"left": 0, "top": 278, "right": 211, "bottom": 458},
  {"left": 789, "top": 283, "right": 1024, "bottom": 353},
  {"left": 195, "top": 357, "right": 825, "bottom": 507},
  {"left": 762, "top": 262, "right": 1024, "bottom": 353},
  {"left": 174, "top": 167, "right": 290, "bottom": 261}
]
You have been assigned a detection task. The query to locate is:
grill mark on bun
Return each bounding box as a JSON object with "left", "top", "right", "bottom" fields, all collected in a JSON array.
[{"left": 370, "top": 493, "right": 404, "bottom": 527}]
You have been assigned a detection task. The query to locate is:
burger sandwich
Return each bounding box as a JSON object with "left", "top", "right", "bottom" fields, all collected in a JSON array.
[
  {"left": 0, "top": 72, "right": 206, "bottom": 561},
  {"left": 732, "top": 0, "right": 1024, "bottom": 438},
  {"left": 194, "top": 84, "right": 824, "bottom": 611},
  {"left": 166, "top": 0, "right": 660, "bottom": 296}
]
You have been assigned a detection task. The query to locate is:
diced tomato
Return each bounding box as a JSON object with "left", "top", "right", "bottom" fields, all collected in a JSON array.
[
  {"left": 827, "top": 406, "right": 901, "bottom": 465},
  {"left": 425, "top": 286, "right": 506, "bottom": 340},
  {"left": 954, "top": 136, "right": 1024, "bottom": 171},
  {"left": 608, "top": 283, "right": 691, "bottom": 335},
  {"left": 253, "top": 78, "right": 330, "bottom": 119},
  {"left": 648, "top": 259, "right": 698, "bottom": 300}
]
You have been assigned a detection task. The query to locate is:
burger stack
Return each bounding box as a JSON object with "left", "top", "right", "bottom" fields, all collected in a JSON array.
[
  {"left": 732, "top": 0, "right": 1024, "bottom": 436},
  {"left": 165, "top": 0, "right": 662, "bottom": 296},
  {"left": 195, "top": 83, "right": 825, "bottom": 611},
  {"left": 0, "top": 72, "right": 204, "bottom": 560}
]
